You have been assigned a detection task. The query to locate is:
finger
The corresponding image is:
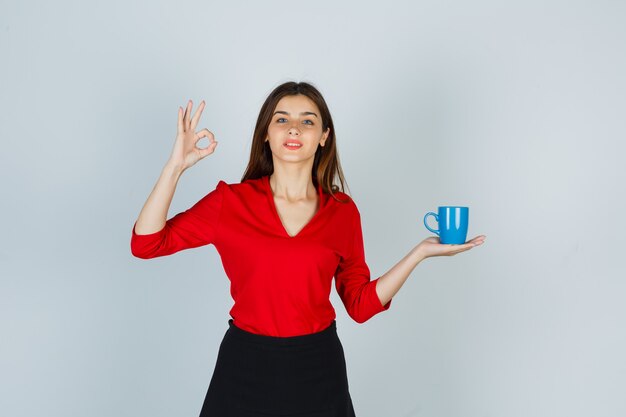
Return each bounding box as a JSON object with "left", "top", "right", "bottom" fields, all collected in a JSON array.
[
  {"left": 453, "top": 245, "right": 473, "bottom": 255},
  {"left": 184, "top": 100, "right": 192, "bottom": 131},
  {"left": 190, "top": 100, "right": 205, "bottom": 130},
  {"left": 182, "top": 102, "right": 189, "bottom": 131},
  {"left": 450, "top": 243, "right": 472, "bottom": 252},
  {"left": 195, "top": 129, "right": 217, "bottom": 154},
  {"left": 196, "top": 128, "right": 215, "bottom": 142},
  {"left": 177, "top": 106, "right": 184, "bottom": 133},
  {"left": 199, "top": 141, "right": 218, "bottom": 158},
  {"left": 196, "top": 130, "right": 218, "bottom": 151}
]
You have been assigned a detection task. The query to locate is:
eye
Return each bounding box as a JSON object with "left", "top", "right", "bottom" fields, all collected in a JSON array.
[{"left": 276, "top": 118, "right": 314, "bottom": 125}]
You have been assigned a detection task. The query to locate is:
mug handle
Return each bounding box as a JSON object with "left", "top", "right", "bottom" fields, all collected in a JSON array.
[{"left": 423, "top": 212, "right": 440, "bottom": 235}]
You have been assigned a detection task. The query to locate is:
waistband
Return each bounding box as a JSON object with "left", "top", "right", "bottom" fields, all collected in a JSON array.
[{"left": 226, "top": 319, "right": 337, "bottom": 347}]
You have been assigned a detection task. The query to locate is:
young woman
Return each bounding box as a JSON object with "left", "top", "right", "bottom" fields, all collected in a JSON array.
[{"left": 131, "top": 81, "right": 486, "bottom": 416}]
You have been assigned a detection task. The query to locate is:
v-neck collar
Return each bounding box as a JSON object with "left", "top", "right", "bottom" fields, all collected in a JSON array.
[{"left": 263, "top": 175, "right": 324, "bottom": 238}]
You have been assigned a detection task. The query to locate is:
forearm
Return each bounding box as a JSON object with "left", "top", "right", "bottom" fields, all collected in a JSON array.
[
  {"left": 134, "top": 162, "right": 184, "bottom": 235},
  {"left": 375, "top": 245, "right": 426, "bottom": 306}
]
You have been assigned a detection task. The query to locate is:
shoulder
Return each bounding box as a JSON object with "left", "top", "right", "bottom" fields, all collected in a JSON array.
[
  {"left": 213, "top": 176, "right": 265, "bottom": 196},
  {"left": 325, "top": 187, "right": 353, "bottom": 204},
  {"left": 326, "top": 190, "right": 362, "bottom": 218}
]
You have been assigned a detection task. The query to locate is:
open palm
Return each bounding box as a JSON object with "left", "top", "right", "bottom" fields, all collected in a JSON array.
[{"left": 417, "top": 235, "right": 486, "bottom": 259}]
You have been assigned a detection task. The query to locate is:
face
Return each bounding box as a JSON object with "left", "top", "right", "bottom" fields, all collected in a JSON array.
[{"left": 265, "top": 94, "right": 330, "bottom": 164}]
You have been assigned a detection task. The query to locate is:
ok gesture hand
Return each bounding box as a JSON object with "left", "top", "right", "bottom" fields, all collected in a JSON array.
[{"left": 168, "top": 99, "right": 218, "bottom": 173}]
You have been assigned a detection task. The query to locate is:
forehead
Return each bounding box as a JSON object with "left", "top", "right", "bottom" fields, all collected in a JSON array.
[{"left": 274, "top": 95, "right": 319, "bottom": 113}]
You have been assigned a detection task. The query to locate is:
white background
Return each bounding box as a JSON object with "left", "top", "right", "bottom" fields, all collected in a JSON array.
[{"left": 1, "top": 1, "right": 625, "bottom": 416}]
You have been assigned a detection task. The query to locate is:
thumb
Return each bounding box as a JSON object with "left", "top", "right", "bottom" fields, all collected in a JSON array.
[
  {"left": 199, "top": 140, "right": 218, "bottom": 158},
  {"left": 195, "top": 128, "right": 217, "bottom": 157}
]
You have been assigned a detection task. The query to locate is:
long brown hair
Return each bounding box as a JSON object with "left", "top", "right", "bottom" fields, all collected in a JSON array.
[{"left": 240, "top": 81, "right": 350, "bottom": 203}]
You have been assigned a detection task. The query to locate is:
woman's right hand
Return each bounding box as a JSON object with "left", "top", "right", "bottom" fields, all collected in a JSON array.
[{"left": 167, "top": 99, "right": 218, "bottom": 173}]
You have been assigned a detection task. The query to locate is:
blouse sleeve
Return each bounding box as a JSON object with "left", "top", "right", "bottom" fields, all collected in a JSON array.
[
  {"left": 130, "top": 180, "right": 226, "bottom": 259},
  {"left": 334, "top": 200, "right": 392, "bottom": 323}
]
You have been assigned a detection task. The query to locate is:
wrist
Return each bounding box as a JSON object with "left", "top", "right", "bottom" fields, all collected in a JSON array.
[
  {"left": 412, "top": 245, "right": 427, "bottom": 263},
  {"left": 163, "top": 161, "right": 185, "bottom": 180}
]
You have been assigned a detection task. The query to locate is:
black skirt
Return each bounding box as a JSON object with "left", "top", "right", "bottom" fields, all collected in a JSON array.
[{"left": 199, "top": 319, "right": 357, "bottom": 417}]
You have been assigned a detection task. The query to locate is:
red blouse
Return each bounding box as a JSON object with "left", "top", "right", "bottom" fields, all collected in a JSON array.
[{"left": 130, "top": 175, "right": 391, "bottom": 337}]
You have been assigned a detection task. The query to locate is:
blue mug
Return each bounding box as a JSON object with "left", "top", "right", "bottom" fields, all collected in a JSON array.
[{"left": 423, "top": 206, "right": 469, "bottom": 244}]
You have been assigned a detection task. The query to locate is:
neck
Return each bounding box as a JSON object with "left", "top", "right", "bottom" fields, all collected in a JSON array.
[{"left": 269, "top": 168, "right": 316, "bottom": 201}]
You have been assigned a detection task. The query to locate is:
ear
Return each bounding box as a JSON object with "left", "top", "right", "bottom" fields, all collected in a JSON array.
[{"left": 321, "top": 128, "right": 330, "bottom": 146}]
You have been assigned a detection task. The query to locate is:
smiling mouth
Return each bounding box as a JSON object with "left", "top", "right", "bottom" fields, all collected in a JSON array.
[{"left": 284, "top": 143, "right": 303, "bottom": 149}]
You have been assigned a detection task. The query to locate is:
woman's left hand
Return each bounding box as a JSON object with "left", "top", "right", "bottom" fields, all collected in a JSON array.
[{"left": 416, "top": 235, "right": 486, "bottom": 260}]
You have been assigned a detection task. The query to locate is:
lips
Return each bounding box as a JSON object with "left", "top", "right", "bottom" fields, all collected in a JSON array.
[{"left": 283, "top": 139, "right": 303, "bottom": 149}]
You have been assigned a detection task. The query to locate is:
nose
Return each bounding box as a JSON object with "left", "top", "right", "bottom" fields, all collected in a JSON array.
[{"left": 288, "top": 125, "right": 300, "bottom": 136}]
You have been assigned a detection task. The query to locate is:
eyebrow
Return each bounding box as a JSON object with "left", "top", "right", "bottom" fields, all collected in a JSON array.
[{"left": 273, "top": 110, "right": 318, "bottom": 118}]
